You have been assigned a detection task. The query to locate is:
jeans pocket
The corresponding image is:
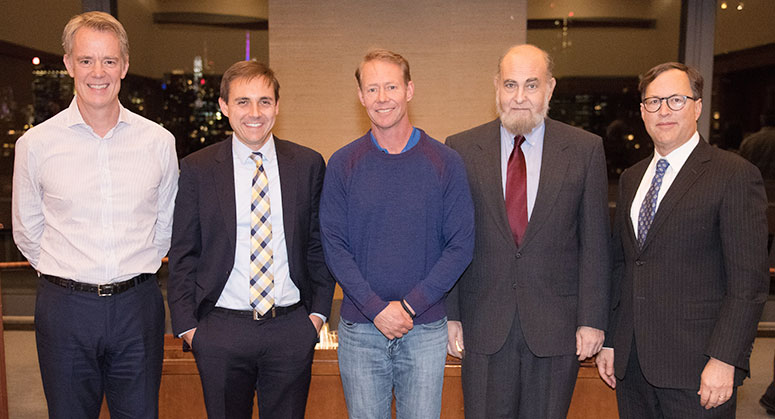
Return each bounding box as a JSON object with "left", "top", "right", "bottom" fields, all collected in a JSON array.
[
  {"left": 420, "top": 317, "right": 447, "bottom": 330},
  {"left": 339, "top": 317, "right": 357, "bottom": 328}
]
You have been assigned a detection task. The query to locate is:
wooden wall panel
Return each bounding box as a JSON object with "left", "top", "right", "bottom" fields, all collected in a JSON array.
[{"left": 267, "top": 0, "right": 528, "bottom": 160}]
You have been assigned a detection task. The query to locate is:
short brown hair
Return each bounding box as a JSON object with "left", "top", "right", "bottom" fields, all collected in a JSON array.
[
  {"left": 355, "top": 49, "right": 411, "bottom": 88},
  {"left": 62, "top": 11, "right": 129, "bottom": 61},
  {"left": 639, "top": 62, "right": 703, "bottom": 99},
  {"left": 220, "top": 60, "right": 280, "bottom": 103}
]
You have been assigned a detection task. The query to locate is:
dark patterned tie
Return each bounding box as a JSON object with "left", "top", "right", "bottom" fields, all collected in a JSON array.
[
  {"left": 505, "top": 135, "right": 527, "bottom": 246},
  {"left": 637, "top": 158, "right": 669, "bottom": 248}
]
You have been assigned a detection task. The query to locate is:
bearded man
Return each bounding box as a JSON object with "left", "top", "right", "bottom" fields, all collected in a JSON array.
[{"left": 444, "top": 44, "right": 611, "bottom": 419}]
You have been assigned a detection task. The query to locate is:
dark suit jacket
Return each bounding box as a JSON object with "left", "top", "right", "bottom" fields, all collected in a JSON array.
[
  {"left": 167, "top": 137, "right": 335, "bottom": 339},
  {"left": 608, "top": 138, "right": 769, "bottom": 389},
  {"left": 446, "top": 118, "right": 611, "bottom": 357}
]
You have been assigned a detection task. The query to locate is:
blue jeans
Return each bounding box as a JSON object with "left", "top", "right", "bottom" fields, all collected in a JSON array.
[{"left": 337, "top": 316, "right": 448, "bottom": 419}]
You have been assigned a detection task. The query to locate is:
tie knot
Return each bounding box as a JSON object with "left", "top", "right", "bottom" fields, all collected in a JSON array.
[
  {"left": 515, "top": 135, "right": 526, "bottom": 147},
  {"left": 656, "top": 158, "right": 669, "bottom": 174},
  {"left": 250, "top": 152, "right": 263, "bottom": 166}
]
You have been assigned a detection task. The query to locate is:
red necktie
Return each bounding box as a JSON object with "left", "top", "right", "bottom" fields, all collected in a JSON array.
[{"left": 505, "top": 135, "right": 527, "bottom": 246}]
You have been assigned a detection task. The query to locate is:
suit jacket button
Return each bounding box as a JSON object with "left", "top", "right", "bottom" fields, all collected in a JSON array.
[
  {"left": 635, "top": 260, "right": 645, "bottom": 266},
  {"left": 512, "top": 283, "right": 518, "bottom": 289},
  {"left": 515, "top": 252, "right": 522, "bottom": 259}
]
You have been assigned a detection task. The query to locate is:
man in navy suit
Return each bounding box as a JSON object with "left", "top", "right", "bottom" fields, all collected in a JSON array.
[
  {"left": 597, "top": 62, "right": 768, "bottom": 418},
  {"left": 167, "top": 60, "right": 335, "bottom": 419}
]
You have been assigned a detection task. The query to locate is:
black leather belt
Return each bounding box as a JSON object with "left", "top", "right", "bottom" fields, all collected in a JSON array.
[
  {"left": 213, "top": 301, "right": 303, "bottom": 321},
  {"left": 41, "top": 273, "right": 155, "bottom": 297}
]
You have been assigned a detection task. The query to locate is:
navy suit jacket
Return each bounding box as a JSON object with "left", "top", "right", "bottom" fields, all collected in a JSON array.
[
  {"left": 167, "top": 137, "right": 335, "bottom": 338},
  {"left": 607, "top": 138, "right": 769, "bottom": 388}
]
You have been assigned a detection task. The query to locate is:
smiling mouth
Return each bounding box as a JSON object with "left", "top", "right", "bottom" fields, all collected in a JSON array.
[
  {"left": 245, "top": 122, "right": 263, "bottom": 127},
  {"left": 88, "top": 83, "right": 108, "bottom": 89},
  {"left": 375, "top": 108, "right": 394, "bottom": 114}
]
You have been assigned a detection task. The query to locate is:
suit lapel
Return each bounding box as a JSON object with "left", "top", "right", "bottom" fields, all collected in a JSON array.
[
  {"left": 275, "top": 138, "right": 298, "bottom": 255},
  {"left": 639, "top": 139, "right": 710, "bottom": 251},
  {"left": 616, "top": 158, "right": 654, "bottom": 249},
  {"left": 212, "top": 139, "right": 237, "bottom": 252},
  {"left": 472, "top": 120, "right": 517, "bottom": 249},
  {"left": 520, "top": 119, "right": 569, "bottom": 248},
  {"left": 622, "top": 159, "right": 648, "bottom": 249}
]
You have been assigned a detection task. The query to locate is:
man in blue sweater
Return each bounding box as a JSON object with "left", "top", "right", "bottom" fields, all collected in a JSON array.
[{"left": 320, "top": 49, "right": 475, "bottom": 418}]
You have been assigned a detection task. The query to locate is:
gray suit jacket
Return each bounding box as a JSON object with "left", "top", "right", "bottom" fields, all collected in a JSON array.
[
  {"left": 608, "top": 138, "right": 769, "bottom": 388},
  {"left": 446, "top": 118, "right": 611, "bottom": 356}
]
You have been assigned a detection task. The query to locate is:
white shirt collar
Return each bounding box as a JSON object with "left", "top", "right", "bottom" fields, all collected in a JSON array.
[
  {"left": 65, "top": 97, "right": 130, "bottom": 131},
  {"left": 232, "top": 133, "right": 276, "bottom": 164},
  {"left": 653, "top": 131, "right": 700, "bottom": 174}
]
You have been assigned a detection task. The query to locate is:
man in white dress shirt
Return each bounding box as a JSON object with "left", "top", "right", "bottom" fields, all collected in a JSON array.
[{"left": 12, "top": 11, "right": 178, "bottom": 418}]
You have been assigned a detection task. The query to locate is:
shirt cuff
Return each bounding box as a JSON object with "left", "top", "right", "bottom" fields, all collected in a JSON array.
[
  {"left": 178, "top": 328, "right": 195, "bottom": 338},
  {"left": 310, "top": 312, "right": 327, "bottom": 323}
]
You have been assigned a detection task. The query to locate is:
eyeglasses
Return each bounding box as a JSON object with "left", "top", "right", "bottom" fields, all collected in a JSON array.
[{"left": 641, "top": 94, "right": 699, "bottom": 113}]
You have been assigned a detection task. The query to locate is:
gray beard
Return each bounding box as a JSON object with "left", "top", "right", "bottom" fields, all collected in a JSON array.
[
  {"left": 496, "top": 93, "right": 550, "bottom": 135},
  {"left": 498, "top": 109, "right": 543, "bottom": 135}
]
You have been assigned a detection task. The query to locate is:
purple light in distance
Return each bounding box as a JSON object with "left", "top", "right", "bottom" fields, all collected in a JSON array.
[{"left": 245, "top": 32, "right": 250, "bottom": 61}]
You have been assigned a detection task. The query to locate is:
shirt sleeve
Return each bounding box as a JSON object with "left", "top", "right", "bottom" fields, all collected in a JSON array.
[
  {"left": 319, "top": 155, "right": 389, "bottom": 321},
  {"left": 403, "top": 153, "right": 475, "bottom": 317},
  {"left": 153, "top": 132, "right": 179, "bottom": 260},
  {"left": 12, "top": 134, "right": 44, "bottom": 267}
]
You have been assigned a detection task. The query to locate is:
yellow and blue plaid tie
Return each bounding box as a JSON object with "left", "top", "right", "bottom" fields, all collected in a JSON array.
[{"left": 249, "top": 152, "right": 274, "bottom": 316}]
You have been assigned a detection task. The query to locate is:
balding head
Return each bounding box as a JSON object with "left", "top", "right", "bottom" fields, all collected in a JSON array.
[
  {"left": 498, "top": 44, "right": 554, "bottom": 80},
  {"left": 494, "top": 44, "right": 556, "bottom": 135}
]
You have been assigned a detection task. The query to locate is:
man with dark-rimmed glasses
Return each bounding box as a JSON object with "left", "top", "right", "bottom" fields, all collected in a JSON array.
[{"left": 597, "top": 61, "right": 768, "bottom": 418}]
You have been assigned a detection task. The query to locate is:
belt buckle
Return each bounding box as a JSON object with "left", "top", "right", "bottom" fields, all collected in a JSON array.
[
  {"left": 97, "top": 284, "right": 114, "bottom": 297},
  {"left": 253, "top": 307, "right": 276, "bottom": 321}
]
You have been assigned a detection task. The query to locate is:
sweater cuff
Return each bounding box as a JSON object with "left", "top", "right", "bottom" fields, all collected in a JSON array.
[{"left": 361, "top": 294, "right": 389, "bottom": 321}]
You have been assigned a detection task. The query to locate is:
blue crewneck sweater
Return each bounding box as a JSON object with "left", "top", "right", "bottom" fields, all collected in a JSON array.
[{"left": 320, "top": 129, "right": 474, "bottom": 324}]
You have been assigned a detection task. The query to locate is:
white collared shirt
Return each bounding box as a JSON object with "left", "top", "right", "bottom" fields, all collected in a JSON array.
[
  {"left": 629, "top": 132, "right": 701, "bottom": 233},
  {"left": 500, "top": 121, "right": 546, "bottom": 220},
  {"left": 12, "top": 98, "right": 179, "bottom": 284},
  {"left": 215, "top": 135, "right": 302, "bottom": 310}
]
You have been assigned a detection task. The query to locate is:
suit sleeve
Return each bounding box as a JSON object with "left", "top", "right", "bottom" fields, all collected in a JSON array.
[
  {"left": 166, "top": 157, "right": 202, "bottom": 336},
  {"left": 576, "top": 139, "right": 612, "bottom": 331},
  {"left": 403, "top": 150, "right": 475, "bottom": 317},
  {"left": 706, "top": 162, "right": 768, "bottom": 369},
  {"left": 304, "top": 154, "right": 336, "bottom": 319},
  {"left": 604, "top": 175, "right": 628, "bottom": 346}
]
